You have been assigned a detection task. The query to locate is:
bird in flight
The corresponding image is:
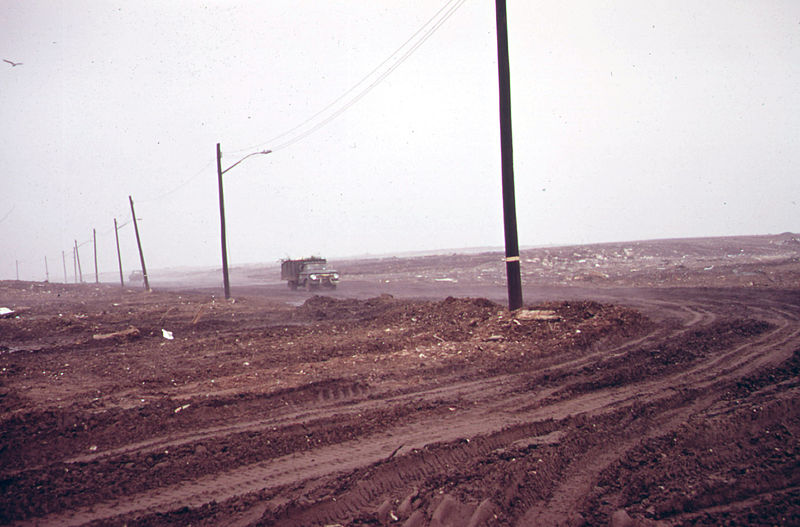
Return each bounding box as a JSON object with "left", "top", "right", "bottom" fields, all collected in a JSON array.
[{"left": 4, "top": 59, "right": 23, "bottom": 67}]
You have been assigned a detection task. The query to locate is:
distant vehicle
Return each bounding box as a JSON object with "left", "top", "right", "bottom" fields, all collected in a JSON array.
[
  {"left": 129, "top": 270, "right": 143, "bottom": 281},
  {"left": 281, "top": 257, "right": 339, "bottom": 291}
]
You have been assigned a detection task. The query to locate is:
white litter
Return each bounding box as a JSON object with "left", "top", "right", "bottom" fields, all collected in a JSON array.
[
  {"left": 0, "top": 307, "right": 14, "bottom": 318},
  {"left": 162, "top": 329, "right": 174, "bottom": 340}
]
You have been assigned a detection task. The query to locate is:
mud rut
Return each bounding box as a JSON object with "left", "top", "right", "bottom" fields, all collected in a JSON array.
[{"left": 2, "top": 286, "right": 799, "bottom": 526}]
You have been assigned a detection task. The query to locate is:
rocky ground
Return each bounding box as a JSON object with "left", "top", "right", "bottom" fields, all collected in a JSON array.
[{"left": 1, "top": 233, "right": 799, "bottom": 526}]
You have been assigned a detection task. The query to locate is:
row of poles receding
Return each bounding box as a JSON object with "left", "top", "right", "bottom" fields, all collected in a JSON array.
[
  {"left": 12, "top": 0, "right": 522, "bottom": 309},
  {"left": 15, "top": 195, "right": 150, "bottom": 292}
]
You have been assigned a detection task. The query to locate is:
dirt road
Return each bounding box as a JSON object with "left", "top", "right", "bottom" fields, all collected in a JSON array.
[{"left": 1, "top": 235, "right": 799, "bottom": 526}]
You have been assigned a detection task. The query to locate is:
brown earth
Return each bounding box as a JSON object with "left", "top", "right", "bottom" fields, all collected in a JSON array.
[{"left": 1, "top": 233, "right": 800, "bottom": 526}]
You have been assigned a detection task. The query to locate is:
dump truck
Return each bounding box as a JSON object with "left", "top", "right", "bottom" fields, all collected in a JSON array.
[{"left": 281, "top": 257, "right": 339, "bottom": 291}]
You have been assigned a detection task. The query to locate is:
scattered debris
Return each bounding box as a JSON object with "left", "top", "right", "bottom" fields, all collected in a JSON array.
[
  {"left": 0, "top": 307, "right": 14, "bottom": 318},
  {"left": 162, "top": 329, "right": 174, "bottom": 340},
  {"left": 515, "top": 309, "right": 560, "bottom": 321},
  {"left": 511, "top": 430, "right": 566, "bottom": 449},
  {"left": 92, "top": 327, "right": 140, "bottom": 341},
  {"left": 191, "top": 305, "right": 205, "bottom": 325},
  {"left": 386, "top": 444, "right": 404, "bottom": 461}
]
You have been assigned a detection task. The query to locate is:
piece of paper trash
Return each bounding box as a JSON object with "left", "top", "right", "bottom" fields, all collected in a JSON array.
[
  {"left": 162, "top": 329, "right": 174, "bottom": 340},
  {"left": 0, "top": 307, "right": 15, "bottom": 318}
]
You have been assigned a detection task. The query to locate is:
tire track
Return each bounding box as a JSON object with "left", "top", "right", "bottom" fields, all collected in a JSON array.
[{"left": 8, "top": 288, "right": 799, "bottom": 526}]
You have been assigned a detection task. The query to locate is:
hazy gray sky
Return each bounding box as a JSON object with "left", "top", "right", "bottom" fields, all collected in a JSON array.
[{"left": 2, "top": 0, "right": 799, "bottom": 281}]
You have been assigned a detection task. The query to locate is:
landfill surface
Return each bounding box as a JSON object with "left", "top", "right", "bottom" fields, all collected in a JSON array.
[{"left": 1, "top": 233, "right": 799, "bottom": 526}]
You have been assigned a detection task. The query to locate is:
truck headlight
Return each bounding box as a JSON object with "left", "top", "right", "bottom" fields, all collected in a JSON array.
[
  {"left": 333, "top": 273, "right": 339, "bottom": 280},
  {"left": 310, "top": 274, "right": 318, "bottom": 280}
]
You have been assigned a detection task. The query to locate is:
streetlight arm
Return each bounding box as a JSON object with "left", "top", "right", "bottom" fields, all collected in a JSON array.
[{"left": 221, "top": 150, "right": 272, "bottom": 175}]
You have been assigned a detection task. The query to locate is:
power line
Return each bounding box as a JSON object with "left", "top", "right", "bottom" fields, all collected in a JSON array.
[
  {"left": 232, "top": 0, "right": 468, "bottom": 154},
  {"left": 137, "top": 157, "right": 216, "bottom": 204},
  {"left": 0, "top": 205, "right": 15, "bottom": 224},
  {"left": 273, "top": 0, "right": 468, "bottom": 153},
  {"left": 64, "top": 2, "right": 466, "bottom": 223}
]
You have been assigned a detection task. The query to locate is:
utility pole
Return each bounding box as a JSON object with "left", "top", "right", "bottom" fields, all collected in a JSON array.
[
  {"left": 74, "top": 240, "right": 84, "bottom": 283},
  {"left": 93, "top": 228, "right": 99, "bottom": 283},
  {"left": 72, "top": 247, "right": 77, "bottom": 283},
  {"left": 45, "top": 255, "right": 49, "bottom": 282},
  {"left": 15, "top": 260, "right": 19, "bottom": 281},
  {"left": 216, "top": 143, "right": 231, "bottom": 300},
  {"left": 62, "top": 250, "right": 67, "bottom": 283},
  {"left": 114, "top": 218, "right": 125, "bottom": 287},
  {"left": 129, "top": 196, "right": 150, "bottom": 292},
  {"left": 495, "top": 0, "right": 523, "bottom": 310},
  {"left": 216, "top": 143, "right": 273, "bottom": 300}
]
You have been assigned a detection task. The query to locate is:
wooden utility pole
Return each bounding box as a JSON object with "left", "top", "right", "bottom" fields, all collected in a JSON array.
[
  {"left": 216, "top": 143, "right": 231, "bottom": 300},
  {"left": 62, "top": 250, "right": 67, "bottom": 283},
  {"left": 74, "top": 240, "right": 84, "bottom": 283},
  {"left": 495, "top": 0, "right": 523, "bottom": 310},
  {"left": 15, "top": 260, "right": 19, "bottom": 281},
  {"left": 114, "top": 218, "right": 125, "bottom": 287},
  {"left": 129, "top": 196, "right": 150, "bottom": 292},
  {"left": 93, "top": 228, "right": 99, "bottom": 283},
  {"left": 74, "top": 240, "right": 84, "bottom": 282},
  {"left": 45, "top": 255, "right": 49, "bottom": 282},
  {"left": 72, "top": 247, "right": 77, "bottom": 283},
  {"left": 215, "top": 144, "right": 271, "bottom": 300}
]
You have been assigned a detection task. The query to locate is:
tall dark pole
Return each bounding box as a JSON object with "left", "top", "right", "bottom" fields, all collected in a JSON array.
[
  {"left": 215, "top": 144, "right": 271, "bottom": 300},
  {"left": 74, "top": 240, "right": 84, "bottom": 283},
  {"left": 15, "top": 260, "right": 19, "bottom": 281},
  {"left": 114, "top": 218, "right": 125, "bottom": 287},
  {"left": 93, "top": 228, "right": 99, "bottom": 283},
  {"left": 217, "top": 142, "right": 231, "bottom": 300},
  {"left": 129, "top": 196, "right": 150, "bottom": 292},
  {"left": 495, "top": 0, "right": 523, "bottom": 310},
  {"left": 72, "top": 246, "right": 77, "bottom": 283},
  {"left": 44, "top": 255, "right": 49, "bottom": 282}
]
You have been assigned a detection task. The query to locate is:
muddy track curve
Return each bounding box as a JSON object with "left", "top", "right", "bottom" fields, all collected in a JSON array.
[{"left": 2, "top": 285, "right": 800, "bottom": 526}]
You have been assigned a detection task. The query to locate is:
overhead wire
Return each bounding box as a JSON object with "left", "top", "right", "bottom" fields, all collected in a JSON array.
[
  {"left": 273, "top": 0, "right": 468, "bottom": 152},
  {"left": 0, "top": 205, "right": 15, "bottom": 224},
  {"left": 136, "top": 157, "right": 216, "bottom": 204},
  {"left": 92, "top": 1, "right": 466, "bottom": 209},
  {"left": 231, "top": 0, "right": 468, "bottom": 154}
]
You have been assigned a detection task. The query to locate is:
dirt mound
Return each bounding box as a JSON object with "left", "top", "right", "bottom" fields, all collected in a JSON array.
[{"left": 296, "top": 293, "right": 400, "bottom": 321}]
